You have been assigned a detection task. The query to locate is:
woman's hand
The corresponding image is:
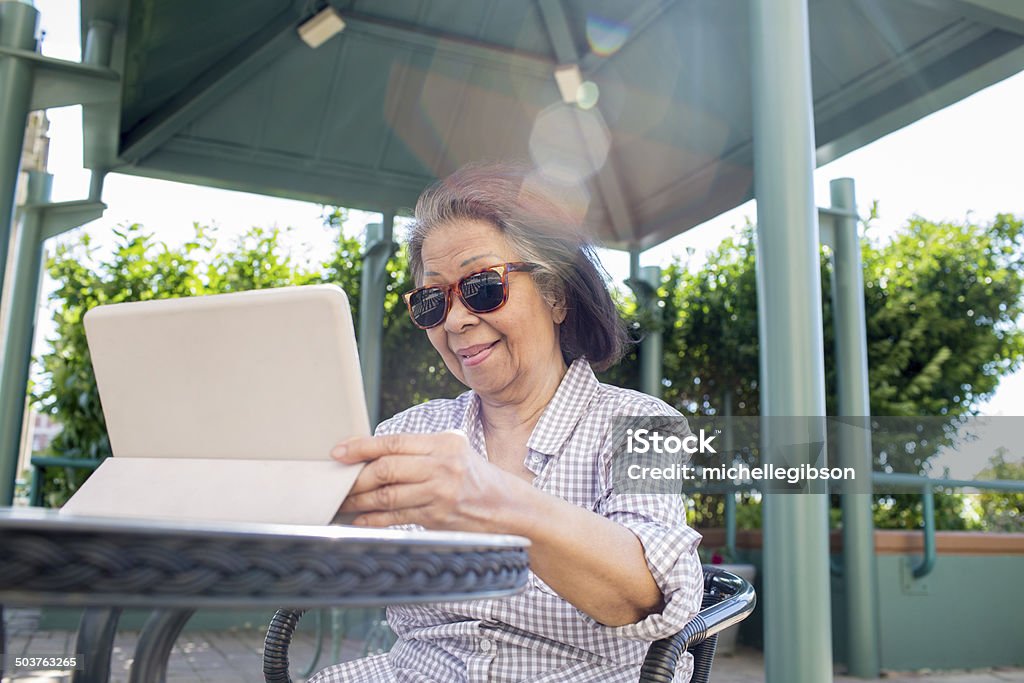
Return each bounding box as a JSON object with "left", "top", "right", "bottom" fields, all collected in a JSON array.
[
  {"left": 332, "top": 430, "right": 511, "bottom": 532},
  {"left": 334, "top": 430, "right": 666, "bottom": 627}
]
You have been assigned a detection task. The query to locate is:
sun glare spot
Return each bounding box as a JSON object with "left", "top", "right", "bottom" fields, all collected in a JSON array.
[
  {"left": 586, "top": 15, "right": 630, "bottom": 57},
  {"left": 576, "top": 81, "right": 600, "bottom": 109}
]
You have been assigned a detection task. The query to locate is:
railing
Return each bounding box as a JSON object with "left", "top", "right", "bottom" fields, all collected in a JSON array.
[
  {"left": 27, "top": 456, "right": 102, "bottom": 507},
  {"left": 718, "top": 473, "right": 1024, "bottom": 579},
  {"left": 869, "top": 472, "right": 1024, "bottom": 578}
]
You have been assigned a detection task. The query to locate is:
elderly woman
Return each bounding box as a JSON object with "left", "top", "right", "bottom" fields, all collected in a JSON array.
[{"left": 312, "top": 163, "right": 702, "bottom": 683}]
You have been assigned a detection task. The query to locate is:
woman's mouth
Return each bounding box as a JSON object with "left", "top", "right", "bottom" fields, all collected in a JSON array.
[{"left": 456, "top": 341, "right": 499, "bottom": 367}]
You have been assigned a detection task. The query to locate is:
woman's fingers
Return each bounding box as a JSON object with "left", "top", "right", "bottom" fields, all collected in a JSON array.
[
  {"left": 329, "top": 430, "right": 486, "bottom": 531},
  {"left": 340, "top": 481, "right": 439, "bottom": 514},
  {"left": 345, "top": 454, "right": 435, "bottom": 495},
  {"left": 332, "top": 432, "right": 436, "bottom": 463},
  {"left": 332, "top": 430, "right": 469, "bottom": 463},
  {"left": 350, "top": 507, "right": 427, "bottom": 528}
]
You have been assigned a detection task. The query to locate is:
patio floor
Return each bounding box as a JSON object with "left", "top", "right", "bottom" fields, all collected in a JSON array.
[{"left": 3, "top": 609, "right": 1023, "bottom": 682}]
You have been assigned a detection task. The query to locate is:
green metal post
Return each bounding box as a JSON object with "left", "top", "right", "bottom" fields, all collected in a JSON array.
[
  {"left": 30, "top": 455, "right": 103, "bottom": 470},
  {"left": 830, "top": 178, "right": 881, "bottom": 677},
  {"left": 628, "top": 248, "right": 640, "bottom": 284},
  {"left": 626, "top": 251, "right": 663, "bottom": 399},
  {"left": 723, "top": 390, "right": 736, "bottom": 557},
  {"left": 359, "top": 211, "right": 394, "bottom": 428},
  {"left": 0, "top": 170, "right": 48, "bottom": 505},
  {"left": 0, "top": 0, "right": 38, "bottom": 310},
  {"left": 914, "top": 484, "right": 936, "bottom": 579},
  {"left": 83, "top": 19, "right": 114, "bottom": 67},
  {"left": 27, "top": 460, "right": 39, "bottom": 504},
  {"left": 82, "top": 19, "right": 113, "bottom": 182},
  {"left": 750, "top": 1, "right": 834, "bottom": 681},
  {"left": 639, "top": 265, "right": 662, "bottom": 399}
]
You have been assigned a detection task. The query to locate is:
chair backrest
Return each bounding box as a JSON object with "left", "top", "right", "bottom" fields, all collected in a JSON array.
[{"left": 639, "top": 566, "right": 757, "bottom": 683}]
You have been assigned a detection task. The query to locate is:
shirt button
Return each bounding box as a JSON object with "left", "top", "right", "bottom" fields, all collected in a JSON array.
[
  {"left": 529, "top": 453, "right": 542, "bottom": 464},
  {"left": 480, "top": 639, "right": 493, "bottom": 653}
]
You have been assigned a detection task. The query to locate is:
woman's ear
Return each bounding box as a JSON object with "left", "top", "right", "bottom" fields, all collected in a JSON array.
[
  {"left": 552, "top": 298, "right": 567, "bottom": 324},
  {"left": 542, "top": 284, "right": 568, "bottom": 324}
]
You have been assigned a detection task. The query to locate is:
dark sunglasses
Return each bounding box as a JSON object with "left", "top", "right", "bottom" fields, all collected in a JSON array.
[{"left": 403, "top": 262, "right": 538, "bottom": 329}]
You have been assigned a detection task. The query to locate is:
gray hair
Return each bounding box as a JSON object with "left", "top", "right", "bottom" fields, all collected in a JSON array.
[{"left": 408, "top": 162, "right": 627, "bottom": 371}]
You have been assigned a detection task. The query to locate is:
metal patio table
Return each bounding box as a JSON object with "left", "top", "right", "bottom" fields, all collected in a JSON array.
[{"left": 0, "top": 508, "right": 530, "bottom": 682}]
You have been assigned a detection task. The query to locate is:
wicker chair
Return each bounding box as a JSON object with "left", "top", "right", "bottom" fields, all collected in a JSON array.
[{"left": 264, "top": 566, "right": 756, "bottom": 683}]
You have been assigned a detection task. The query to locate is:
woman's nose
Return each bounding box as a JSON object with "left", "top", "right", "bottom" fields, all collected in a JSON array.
[{"left": 444, "top": 294, "right": 479, "bottom": 332}]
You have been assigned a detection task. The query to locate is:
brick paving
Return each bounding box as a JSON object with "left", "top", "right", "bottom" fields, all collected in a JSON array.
[{"left": 3, "top": 609, "right": 1023, "bottom": 682}]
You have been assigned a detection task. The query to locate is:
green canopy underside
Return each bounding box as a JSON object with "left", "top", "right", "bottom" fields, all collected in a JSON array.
[{"left": 80, "top": 0, "right": 1024, "bottom": 248}]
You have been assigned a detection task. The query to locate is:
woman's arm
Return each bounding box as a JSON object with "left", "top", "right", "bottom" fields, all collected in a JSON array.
[
  {"left": 333, "top": 430, "right": 663, "bottom": 627},
  {"left": 500, "top": 476, "right": 663, "bottom": 626}
]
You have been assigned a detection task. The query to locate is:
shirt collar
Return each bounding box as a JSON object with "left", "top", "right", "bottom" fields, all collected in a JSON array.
[
  {"left": 460, "top": 392, "right": 487, "bottom": 457},
  {"left": 459, "top": 358, "right": 600, "bottom": 459},
  {"left": 527, "top": 358, "right": 600, "bottom": 457}
]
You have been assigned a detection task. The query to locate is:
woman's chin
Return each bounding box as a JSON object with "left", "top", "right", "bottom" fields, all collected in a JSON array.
[{"left": 461, "top": 365, "right": 510, "bottom": 397}]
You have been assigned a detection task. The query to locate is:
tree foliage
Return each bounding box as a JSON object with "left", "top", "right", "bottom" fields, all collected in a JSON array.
[
  {"left": 655, "top": 214, "right": 1024, "bottom": 420},
  {"left": 35, "top": 226, "right": 217, "bottom": 504},
  {"left": 664, "top": 225, "right": 764, "bottom": 415},
  {"left": 638, "top": 213, "right": 1024, "bottom": 530},
  {"left": 972, "top": 450, "right": 1024, "bottom": 532},
  {"left": 31, "top": 211, "right": 1024, "bottom": 530},
  {"left": 863, "top": 214, "right": 1024, "bottom": 417}
]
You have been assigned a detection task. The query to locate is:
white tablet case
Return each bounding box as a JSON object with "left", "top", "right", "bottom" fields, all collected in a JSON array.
[{"left": 62, "top": 285, "right": 369, "bottom": 525}]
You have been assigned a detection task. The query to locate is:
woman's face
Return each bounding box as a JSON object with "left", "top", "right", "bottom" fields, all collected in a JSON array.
[{"left": 419, "top": 219, "right": 567, "bottom": 402}]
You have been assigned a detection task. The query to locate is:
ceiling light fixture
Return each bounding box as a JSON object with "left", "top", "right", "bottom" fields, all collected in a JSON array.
[
  {"left": 554, "top": 64, "right": 583, "bottom": 103},
  {"left": 298, "top": 6, "right": 346, "bottom": 48}
]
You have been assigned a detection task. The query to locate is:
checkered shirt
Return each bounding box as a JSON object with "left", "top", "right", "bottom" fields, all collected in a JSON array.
[{"left": 310, "top": 358, "right": 703, "bottom": 682}]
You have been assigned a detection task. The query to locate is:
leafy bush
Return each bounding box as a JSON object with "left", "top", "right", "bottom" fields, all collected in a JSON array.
[{"left": 972, "top": 451, "right": 1024, "bottom": 532}]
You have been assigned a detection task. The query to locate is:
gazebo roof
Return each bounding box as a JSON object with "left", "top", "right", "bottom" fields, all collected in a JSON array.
[{"left": 80, "top": 0, "right": 1024, "bottom": 249}]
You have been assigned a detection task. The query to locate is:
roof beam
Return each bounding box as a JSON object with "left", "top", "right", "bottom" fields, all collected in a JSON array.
[
  {"left": 816, "top": 30, "right": 1024, "bottom": 164},
  {"left": 35, "top": 199, "right": 108, "bottom": 241},
  {"left": 537, "top": 0, "right": 578, "bottom": 64},
  {"left": 0, "top": 46, "right": 119, "bottom": 111},
  {"left": 536, "top": 0, "right": 638, "bottom": 244},
  {"left": 340, "top": 12, "right": 553, "bottom": 78},
  {"left": 131, "top": 136, "right": 428, "bottom": 212},
  {"left": 587, "top": 135, "right": 639, "bottom": 245},
  {"left": 904, "top": 0, "right": 1024, "bottom": 36},
  {"left": 118, "top": 6, "right": 302, "bottom": 163}
]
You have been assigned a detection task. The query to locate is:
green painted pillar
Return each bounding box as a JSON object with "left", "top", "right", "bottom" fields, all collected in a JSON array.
[
  {"left": 359, "top": 211, "right": 395, "bottom": 428},
  {"left": 626, "top": 250, "right": 663, "bottom": 399},
  {"left": 639, "top": 265, "right": 662, "bottom": 399},
  {"left": 0, "top": 0, "right": 38, "bottom": 310},
  {"left": 0, "top": 170, "right": 48, "bottom": 505},
  {"left": 830, "top": 178, "right": 881, "bottom": 678},
  {"left": 83, "top": 19, "right": 114, "bottom": 67},
  {"left": 750, "top": 0, "right": 834, "bottom": 681},
  {"left": 82, "top": 19, "right": 113, "bottom": 182},
  {"left": 723, "top": 389, "right": 736, "bottom": 556}
]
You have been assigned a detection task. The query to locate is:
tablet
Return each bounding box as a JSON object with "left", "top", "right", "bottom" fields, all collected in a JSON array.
[{"left": 61, "top": 285, "right": 370, "bottom": 525}]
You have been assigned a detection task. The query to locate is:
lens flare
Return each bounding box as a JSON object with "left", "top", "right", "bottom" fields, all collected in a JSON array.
[
  {"left": 586, "top": 15, "right": 630, "bottom": 57},
  {"left": 576, "top": 81, "right": 600, "bottom": 110},
  {"left": 528, "top": 103, "right": 610, "bottom": 186}
]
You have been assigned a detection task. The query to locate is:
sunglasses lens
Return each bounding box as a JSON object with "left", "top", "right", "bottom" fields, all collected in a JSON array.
[
  {"left": 461, "top": 271, "right": 505, "bottom": 312},
  {"left": 409, "top": 287, "right": 447, "bottom": 328}
]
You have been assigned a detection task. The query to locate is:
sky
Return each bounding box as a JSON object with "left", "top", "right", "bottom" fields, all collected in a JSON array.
[{"left": 22, "top": 1, "right": 1024, "bottom": 474}]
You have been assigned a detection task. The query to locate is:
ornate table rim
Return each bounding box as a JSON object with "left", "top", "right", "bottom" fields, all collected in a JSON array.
[{"left": 0, "top": 507, "right": 531, "bottom": 609}]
